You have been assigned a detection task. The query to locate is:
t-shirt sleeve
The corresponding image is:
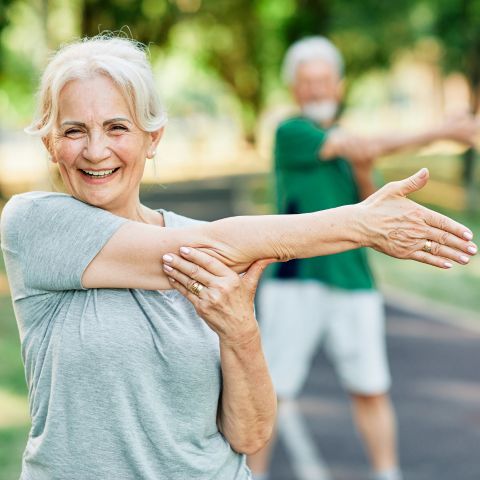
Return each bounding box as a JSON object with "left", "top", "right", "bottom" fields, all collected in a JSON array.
[
  {"left": 1, "top": 192, "right": 128, "bottom": 293},
  {"left": 274, "top": 118, "right": 328, "bottom": 170}
]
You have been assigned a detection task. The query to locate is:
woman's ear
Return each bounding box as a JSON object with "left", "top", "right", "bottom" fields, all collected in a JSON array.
[
  {"left": 147, "top": 127, "right": 164, "bottom": 159},
  {"left": 42, "top": 136, "right": 56, "bottom": 163}
]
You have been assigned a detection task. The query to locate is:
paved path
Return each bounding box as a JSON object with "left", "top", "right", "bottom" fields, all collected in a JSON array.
[{"left": 269, "top": 304, "right": 480, "bottom": 480}]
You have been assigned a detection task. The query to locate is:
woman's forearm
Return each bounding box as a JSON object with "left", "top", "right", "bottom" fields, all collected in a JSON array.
[
  {"left": 83, "top": 204, "right": 363, "bottom": 290},
  {"left": 198, "top": 204, "right": 362, "bottom": 271},
  {"left": 217, "top": 327, "right": 277, "bottom": 455}
]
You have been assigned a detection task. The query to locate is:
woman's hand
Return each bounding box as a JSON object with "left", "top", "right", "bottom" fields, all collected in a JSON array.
[
  {"left": 162, "top": 248, "right": 273, "bottom": 344},
  {"left": 358, "top": 168, "right": 477, "bottom": 268},
  {"left": 162, "top": 248, "right": 277, "bottom": 453}
]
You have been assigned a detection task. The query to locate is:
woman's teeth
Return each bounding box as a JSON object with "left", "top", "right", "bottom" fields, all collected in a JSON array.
[{"left": 81, "top": 168, "right": 117, "bottom": 178}]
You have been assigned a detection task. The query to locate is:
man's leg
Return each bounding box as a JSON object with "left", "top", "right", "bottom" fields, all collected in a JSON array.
[
  {"left": 325, "top": 289, "right": 402, "bottom": 480},
  {"left": 350, "top": 391, "right": 402, "bottom": 480},
  {"left": 248, "top": 280, "right": 327, "bottom": 480}
]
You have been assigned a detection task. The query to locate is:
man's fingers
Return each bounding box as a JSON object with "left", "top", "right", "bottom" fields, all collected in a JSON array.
[{"left": 394, "top": 168, "right": 430, "bottom": 196}]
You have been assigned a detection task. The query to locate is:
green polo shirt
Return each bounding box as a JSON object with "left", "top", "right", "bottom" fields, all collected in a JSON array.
[{"left": 271, "top": 116, "right": 375, "bottom": 290}]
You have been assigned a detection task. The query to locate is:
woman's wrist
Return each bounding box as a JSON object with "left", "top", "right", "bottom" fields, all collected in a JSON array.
[
  {"left": 345, "top": 203, "right": 371, "bottom": 249},
  {"left": 219, "top": 322, "right": 260, "bottom": 349}
]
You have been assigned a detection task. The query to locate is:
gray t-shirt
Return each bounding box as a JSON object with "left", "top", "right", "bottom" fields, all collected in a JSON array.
[{"left": 1, "top": 191, "right": 251, "bottom": 480}]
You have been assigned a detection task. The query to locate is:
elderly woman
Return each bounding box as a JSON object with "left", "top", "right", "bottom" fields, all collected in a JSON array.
[{"left": 0, "top": 35, "right": 476, "bottom": 480}]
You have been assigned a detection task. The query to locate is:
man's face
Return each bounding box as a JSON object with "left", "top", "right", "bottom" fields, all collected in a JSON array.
[{"left": 292, "top": 59, "right": 342, "bottom": 106}]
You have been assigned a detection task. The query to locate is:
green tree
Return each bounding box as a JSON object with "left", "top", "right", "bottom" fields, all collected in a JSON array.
[
  {"left": 79, "top": 0, "right": 279, "bottom": 137},
  {"left": 0, "top": 0, "right": 15, "bottom": 71},
  {"left": 429, "top": 0, "right": 480, "bottom": 211}
]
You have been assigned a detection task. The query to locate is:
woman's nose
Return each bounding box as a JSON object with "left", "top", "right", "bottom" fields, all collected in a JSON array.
[{"left": 83, "top": 132, "right": 112, "bottom": 162}]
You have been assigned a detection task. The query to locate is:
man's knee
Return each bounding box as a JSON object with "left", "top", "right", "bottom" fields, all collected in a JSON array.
[{"left": 350, "top": 390, "right": 391, "bottom": 406}]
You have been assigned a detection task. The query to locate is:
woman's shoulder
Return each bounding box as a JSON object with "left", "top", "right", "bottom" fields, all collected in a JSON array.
[
  {"left": 1, "top": 192, "right": 65, "bottom": 243},
  {"left": 13, "top": 191, "right": 76, "bottom": 202},
  {"left": 1, "top": 192, "right": 96, "bottom": 239},
  {"left": 4, "top": 191, "right": 75, "bottom": 212}
]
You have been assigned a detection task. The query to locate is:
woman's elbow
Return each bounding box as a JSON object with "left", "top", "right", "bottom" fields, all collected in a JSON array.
[{"left": 229, "top": 425, "right": 275, "bottom": 455}]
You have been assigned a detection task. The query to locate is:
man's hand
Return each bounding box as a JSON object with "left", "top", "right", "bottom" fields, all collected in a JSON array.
[
  {"left": 321, "top": 129, "right": 379, "bottom": 165},
  {"left": 439, "top": 113, "right": 480, "bottom": 146}
]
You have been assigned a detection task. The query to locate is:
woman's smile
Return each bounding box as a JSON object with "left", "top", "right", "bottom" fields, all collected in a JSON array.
[{"left": 79, "top": 166, "right": 121, "bottom": 184}]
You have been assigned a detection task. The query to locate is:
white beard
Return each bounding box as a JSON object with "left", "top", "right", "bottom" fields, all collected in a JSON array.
[{"left": 301, "top": 100, "right": 338, "bottom": 124}]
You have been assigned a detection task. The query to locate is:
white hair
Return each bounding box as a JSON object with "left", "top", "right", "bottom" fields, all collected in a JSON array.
[
  {"left": 25, "top": 34, "right": 167, "bottom": 136},
  {"left": 282, "top": 36, "right": 344, "bottom": 85}
]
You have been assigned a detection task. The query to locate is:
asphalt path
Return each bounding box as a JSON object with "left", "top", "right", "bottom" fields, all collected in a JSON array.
[{"left": 268, "top": 303, "right": 480, "bottom": 480}]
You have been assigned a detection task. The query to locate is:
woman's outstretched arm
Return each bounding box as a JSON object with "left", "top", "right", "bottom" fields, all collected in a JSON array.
[{"left": 82, "top": 168, "right": 476, "bottom": 290}]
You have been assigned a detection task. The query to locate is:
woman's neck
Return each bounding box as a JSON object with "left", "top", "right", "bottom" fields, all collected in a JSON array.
[{"left": 108, "top": 201, "right": 164, "bottom": 226}]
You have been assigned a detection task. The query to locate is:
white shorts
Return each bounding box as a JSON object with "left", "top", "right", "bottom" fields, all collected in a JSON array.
[{"left": 258, "top": 279, "right": 390, "bottom": 398}]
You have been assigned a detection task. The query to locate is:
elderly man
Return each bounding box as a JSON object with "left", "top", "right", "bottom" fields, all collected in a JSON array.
[{"left": 248, "top": 37, "right": 478, "bottom": 480}]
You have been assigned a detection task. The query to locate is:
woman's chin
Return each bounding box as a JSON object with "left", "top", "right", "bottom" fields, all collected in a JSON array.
[{"left": 75, "top": 190, "right": 117, "bottom": 210}]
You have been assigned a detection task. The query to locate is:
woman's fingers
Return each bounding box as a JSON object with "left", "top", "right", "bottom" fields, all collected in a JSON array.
[
  {"left": 419, "top": 240, "right": 471, "bottom": 265},
  {"left": 163, "top": 252, "right": 215, "bottom": 287},
  {"left": 424, "top": 208, "right": 474, "bottom": 241},
  {"left": 178, "top": 247, "right": 232, "bottom": 276},
  {"left": 426, "top": 226, "right": 477, "bottom": 257},
  {"left": 392, "top": 168, "right": 430, "bottom": 197},
  {"left": 167, "top": 276, "right": 201, "bottom": 305},
  {"left": 163, "top": 259, "right": 207, "bottom": 297},
  {"left": 410, "top": 250, "right": 453, "bottom": 269},
  {"left": 243, "top": 259, "right": 275, "bottom": 293}
]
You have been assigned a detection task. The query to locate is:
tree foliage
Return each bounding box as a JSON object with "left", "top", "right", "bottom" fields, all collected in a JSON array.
[
  {"left": 2, "top": 0, "right": 480, "bottom": 132},
  {"left": 0, "top": 0, "right": 15, "bottom": 70}
]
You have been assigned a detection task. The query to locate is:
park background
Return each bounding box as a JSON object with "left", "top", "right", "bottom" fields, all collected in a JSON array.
[{"left": 0, "top": 0, "right": 480, "bottom": 478}]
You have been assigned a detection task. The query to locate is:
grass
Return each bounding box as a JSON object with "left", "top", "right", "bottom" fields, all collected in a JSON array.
[{"left": 371, "top": 250, "right": 480, "bottom": 313}]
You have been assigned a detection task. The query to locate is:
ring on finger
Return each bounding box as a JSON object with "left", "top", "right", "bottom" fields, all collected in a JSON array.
[
  {"left": 423, "top": 240, "right": 432, "bottom": 253},
  {"left": 188, "top": 281, "right": 204, "bottom": 296}
]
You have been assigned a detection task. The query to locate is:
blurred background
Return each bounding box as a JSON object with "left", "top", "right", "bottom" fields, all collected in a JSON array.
[{"left": 1, "top": 1, "right": 480, "bottom": 479}]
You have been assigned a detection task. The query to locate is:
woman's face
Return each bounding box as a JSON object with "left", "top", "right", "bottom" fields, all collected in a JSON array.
[{"left": 46, "top": 74, "right": 162, "bottom": 213}]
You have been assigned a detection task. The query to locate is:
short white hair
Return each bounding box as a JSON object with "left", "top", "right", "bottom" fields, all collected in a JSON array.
[
  {"left": 282, "top": 36, "right": 344, "bottom": 85},
  {"left": 26, "top": 33, "right": 167, "bottom": 136}
]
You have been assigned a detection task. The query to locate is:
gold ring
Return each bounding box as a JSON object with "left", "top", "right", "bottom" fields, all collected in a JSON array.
[
  {"left": 423, "top": 240, "right": 432, "bottom": 253},
  {"left": 188, "top": 281, "right": 204, "bottom": 296}
]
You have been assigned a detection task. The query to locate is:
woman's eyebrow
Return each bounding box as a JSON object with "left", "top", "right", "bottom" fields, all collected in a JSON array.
[
  {"left": 103, "top": 117, "right": 132, "bottom": 125},
  {"left": 60, "top": 121, "right": 86, "bottom": 127},
  {"left": 60, "top": 118, "right": 132, "bottom": 127}
]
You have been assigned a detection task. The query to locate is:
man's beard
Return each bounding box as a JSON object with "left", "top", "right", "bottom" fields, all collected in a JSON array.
[{"left": 301, "top": 100, "right": 338, "bottom": 125}]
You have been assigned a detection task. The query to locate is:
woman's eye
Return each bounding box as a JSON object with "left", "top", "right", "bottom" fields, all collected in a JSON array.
[
  {"left": 111, "top": 124, "right": 128, "bottom": 132},
  {"left": 65, "top": 129, "right": 82, "bottom": 136}
]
